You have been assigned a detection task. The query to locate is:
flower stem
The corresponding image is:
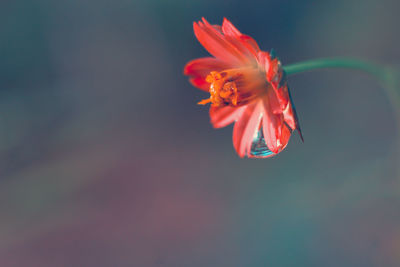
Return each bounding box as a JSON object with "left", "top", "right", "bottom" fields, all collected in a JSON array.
[
  {"left": 285, "top": 58, "right": 400, "bottom": 175},
  {"left": 283, "top": 58, "right": 400, "bottom": 114},
  {"left": 284, "top": 57, "right": 399, "bottom": 121},
  {"left": 283, "top": 58, "right": 385, "bottom": 79}
]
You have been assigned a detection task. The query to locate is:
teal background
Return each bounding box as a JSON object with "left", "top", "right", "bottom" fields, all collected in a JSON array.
[{"left": 0, "top": 0, "right": 399, "bottom": 266}]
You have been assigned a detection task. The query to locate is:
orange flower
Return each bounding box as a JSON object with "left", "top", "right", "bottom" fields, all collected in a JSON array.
[{"left": 184, "top": 18, "right": 302, "bottom": 158}]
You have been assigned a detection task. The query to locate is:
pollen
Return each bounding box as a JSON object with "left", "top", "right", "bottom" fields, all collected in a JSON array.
[{"left": 198, "top": 70, "right": 240, "bottom": 107}]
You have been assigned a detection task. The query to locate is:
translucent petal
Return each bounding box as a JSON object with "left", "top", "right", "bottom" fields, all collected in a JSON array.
[
  {"left": 232, "top": 102, "right": 262, "bottom": 158},
  {"left": 193, "top": 19, "right": 247, "bottom": 65}
]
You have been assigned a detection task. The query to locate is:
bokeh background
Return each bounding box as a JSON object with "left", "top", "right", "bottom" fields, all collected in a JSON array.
[{"left": 0, "top": 0, "right": 399, "bottom": 266}]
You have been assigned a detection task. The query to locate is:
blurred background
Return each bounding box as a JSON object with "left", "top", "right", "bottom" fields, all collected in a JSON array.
[{"left": 0, "top": 0, "right": 399, "bottom": 266}]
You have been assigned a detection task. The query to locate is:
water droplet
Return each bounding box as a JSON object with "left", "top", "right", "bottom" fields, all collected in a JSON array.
[{"left": 250, "top": 128, "right": 274, "bottom": 158}]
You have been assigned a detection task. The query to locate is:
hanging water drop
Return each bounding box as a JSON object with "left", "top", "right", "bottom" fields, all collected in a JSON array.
[{"left": 250, "top": 128, "right": 275, "bottom": 158}]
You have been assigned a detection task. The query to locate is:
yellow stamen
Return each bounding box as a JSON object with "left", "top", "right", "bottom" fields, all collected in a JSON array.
[
  {"left": 198, "top": 70, "right": 241, "bottom": 107},
  {"left": 197, "top": 98, "right": 212, "bottom": 105}
]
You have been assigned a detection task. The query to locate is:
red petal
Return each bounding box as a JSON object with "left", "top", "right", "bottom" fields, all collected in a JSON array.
[
  {"left": 221, "top": 18, "right": 242, "bottom": 36},
  {"left": 266, "top": 84, "right": 282, "bottom": 115},
  {"left": 283, "top": 102, "right": 296, "bottom": 130},
  {"left": 258, "top": 51, "right": 290, "bottom": 108},
  {"left": 209, "top": 105, "right": 246, "bottom": 128},
  {"left": 232, "top": 101, "right": 263, "bottom": 158},
  {"left": 283, "top": 91, "right": 303, "bottom": 141},
  {"left": 257, "top": 51, "right": 279, "bottom": 84},
  {"left": 257, "top": 51, "right": 271, "bottom": 73},
  {"left": 261, "top": 97, "right": 291, "bottom": 153},
  {"left": 279, "top": 124, "right": 292, "bottom": 150},
  {"left": 184, "top": 57, "right": 231, "bottom": 91},
  {"left": 222, "top": 18, "right": 260, "bottom": 60},
  {"left": 193, "top": 18, "right": 247, "bottom": 65},
  {"left": 240, "top": 35, "right": 260, "bottom": 56},
  {"left": 189, "top": 77, "right": 209, "bottom": 91}
]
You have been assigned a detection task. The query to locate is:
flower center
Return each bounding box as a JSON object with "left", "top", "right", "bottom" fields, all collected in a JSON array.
[
  {"left": 198, "top": 68, "right": 267, "bottom": 107},
  {"left": 197, "top": 71, "right": 241, "bottom": 106}
]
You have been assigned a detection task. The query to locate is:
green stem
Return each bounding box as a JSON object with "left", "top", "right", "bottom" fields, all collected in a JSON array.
[
  {"left": 283, "top": 58, "right": 399, "bottom": 113},
  {"left": 285, "top": 58, "right": 400, "bottom": 175},
  {"left": 283, "top": 57, "right": 399, "bottom": 115},
  {"left": 283, "top": 58, "right": 385, "bottom": 80}
]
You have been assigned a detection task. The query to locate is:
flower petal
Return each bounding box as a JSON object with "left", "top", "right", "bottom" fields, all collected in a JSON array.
[
  {"left": 221, "top": 18, "right": 242, "bottom": 36},
  {"left": 240, "top": 35, "right": 261, "bottom": 56},
  {"left": 283, "top": 102, "right": 296, "bottom": 130},
  {"left": 258, "top": 51, "right": 291, "bottom": 109},
  {"left": 261, "top": 96, "right": 291, "bottom": 154},
  {"left": 266, "top": 84, "right": 282, "bottom": 115},
  {"left": 209, "top": 105, "right": 246, "bottom": 128},
  {"left": 221, "top": 18, "right": 260, "bottom": 60},
  {"left": 193, "top": 18, "right": 248, "bottom": 65},
  {"left": 184, "top": 57, "right": 231, "bottom": 91},
  {"left": 189, "top": 77, "right": 209, "bottom": 91},
  {"left": 258, "top": 51, "right": 302, "bottom": 146},
  {"left": 232, "top": 101, "right": 263, "bottom": 157}
]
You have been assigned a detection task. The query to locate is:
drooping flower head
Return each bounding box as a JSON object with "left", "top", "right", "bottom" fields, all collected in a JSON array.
[{"left": 184, "top": 18, "right": 302, "bottom": 158}]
